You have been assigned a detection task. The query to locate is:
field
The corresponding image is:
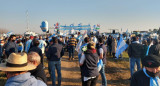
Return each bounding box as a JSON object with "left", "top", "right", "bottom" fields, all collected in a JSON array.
[{"left": 0, "top": 52, "right": 131, "bottom": 86}]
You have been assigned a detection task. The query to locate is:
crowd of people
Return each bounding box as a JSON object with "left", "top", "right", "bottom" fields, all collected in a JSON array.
[{"left": 0, "top": 31, "right": 160, "bottom": 86}]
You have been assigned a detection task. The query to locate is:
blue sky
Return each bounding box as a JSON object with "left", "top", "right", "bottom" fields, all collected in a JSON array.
[{"left": 1, "top": 0, "right": 160, "bottom": 34}]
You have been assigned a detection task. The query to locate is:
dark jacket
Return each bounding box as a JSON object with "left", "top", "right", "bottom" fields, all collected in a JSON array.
[
  {"left": 96, "top": 44, "right": 107, "bottom": 64},
  {"left": 4, "top": 41, "right": 18, "bottom": 57},
  {"left": 29, "top": 64, "right": 47, "bottom": 84},
  {"left": 128, "top": 41, "right": 143, "bottom": 58},
  {"left": 130, "top": 69, "right": 150, "bottom": 86},
  {"left": 46, "top": 43, "right": 63, "bottom": 61},
  {"left": 28, "top": 46, "right": 43, "bottom": 65},
  {"left": 107, "top": 37, "right": 112, "bottom": 46},
  {"left": 142, "top": 45, "right": 148, "bottom": 58},
  {"left": 82, "top": 49, "right": 99, "bottom": 77},
  {"left": 148, "top": 44, "right": 160, "bottom": 56}
]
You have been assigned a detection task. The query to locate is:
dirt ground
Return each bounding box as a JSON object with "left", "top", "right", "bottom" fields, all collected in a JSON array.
[{"left": 45, "top": 52, "right": 130, "bottom": 86}]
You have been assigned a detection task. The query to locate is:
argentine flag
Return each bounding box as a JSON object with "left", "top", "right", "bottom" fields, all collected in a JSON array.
[
  {"left": 115, "top": 34, "right": 128, "bottom": 58},
  {"left": 76, "top": 31, "right": 87, "bottom": 52},
  {"left": 48, "top": 34, "right": 56, "bottom": 42},
  {"left": 6, "top": 31, "right": 13, "bottom": 37},
  {"left": 97, "top": 59, "right": 103, "bottom": 71}
]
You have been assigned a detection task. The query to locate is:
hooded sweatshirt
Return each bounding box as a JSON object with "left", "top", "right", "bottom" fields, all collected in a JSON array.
[{"left": 5, "top": 72, "right": 47, "bottom": 86}]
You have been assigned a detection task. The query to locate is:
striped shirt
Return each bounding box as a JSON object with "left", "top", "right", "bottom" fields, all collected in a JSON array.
[{"left": 68, "top": 37, "right": 77, "bottom": 47}]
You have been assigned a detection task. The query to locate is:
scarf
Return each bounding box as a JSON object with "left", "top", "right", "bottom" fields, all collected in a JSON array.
[{"left": 143, "top": 68, "right": 160, "bottom": 86}]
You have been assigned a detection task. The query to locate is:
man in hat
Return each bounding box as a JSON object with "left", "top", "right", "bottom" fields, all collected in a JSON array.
[
  {"left": 0, "top": 53, "right": 47, "bottom": 86},
  {"left": 130, "top": 54, "right": 160, "bottom": 86}
]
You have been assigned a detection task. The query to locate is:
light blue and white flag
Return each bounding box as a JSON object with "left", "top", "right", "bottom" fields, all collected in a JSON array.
[
  {"left": 146, "top": 41, "right": 153, "bottom": 56},
  {"left": 93, "top": 25, "right": 96, "bottom": 29},
  {"left": 97, "top": 59, "right": 103, "bottom": 71},
  {"left": 70, "top": 24, "right": 74, "bottom": 27},
  {"left": 78, "top": 23, "right": 82, "bottom": 27},
  {"left": 115, "top": 34, "right": 128, "bottom": 58},
  {"left": 125, "top": 29, "right": 128, "bottom": 34},
  {"left": 76, "top": 31, "right": 87, "bottom": 53},
  {"left": 48, "top": 34, "right": 55, "bottom": 42},
  {"left": 6, "top": 31, "right": 13, "bottom": 37}
]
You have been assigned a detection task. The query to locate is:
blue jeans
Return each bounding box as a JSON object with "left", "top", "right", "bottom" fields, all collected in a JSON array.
[
  {"left": 100, "top": 64, "right": 107, "bottom": 86},
  {"left": 49, "top": 61, "right": 61, "bottom": 86},
  {"left": 69, "top": 46, "right": 75, "bottom": 58},
  {"left": 130, "top": 57, "right": 141, "bottom": 76}
]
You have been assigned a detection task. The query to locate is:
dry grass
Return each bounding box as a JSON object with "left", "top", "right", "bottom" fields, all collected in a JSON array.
[
  {"left": 0, "top": 72, "right": 7, "bottom": 86},
  {"left": 0, "top": 51, "right": 131, "bottom": 86}
]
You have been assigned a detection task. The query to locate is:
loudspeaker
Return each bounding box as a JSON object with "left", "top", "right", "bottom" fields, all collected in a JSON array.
[
  {"left": 113, "top": 30, "right": 115, "bottom": 34},
  {"left": 46, "top": 30, "right": 49, "bottom": 33}
]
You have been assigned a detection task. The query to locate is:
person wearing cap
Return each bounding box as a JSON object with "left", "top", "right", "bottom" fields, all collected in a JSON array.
[
  {"left": 0, "top": 53, "right": 47, "bottom": 86},
  {"left": 25, "top": 36, "right": 34, "bottom": 53},
  {"left": 4, "top": 35, "right": 18, "bottom": 58},
  {"left": 130, "top": 54, "right": 160, "bottom": 86}
]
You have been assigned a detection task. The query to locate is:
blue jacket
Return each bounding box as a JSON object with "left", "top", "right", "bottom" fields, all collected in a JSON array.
[
  {"left": 5, "top": 72, "right": 47, "bottom": 86},
  {"left": 25, "top": 39, "right": 32, "bottom": 53}
]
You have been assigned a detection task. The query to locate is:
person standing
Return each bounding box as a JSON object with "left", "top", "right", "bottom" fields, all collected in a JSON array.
[
  {"left": 111, "top": 38, "right": 117, "bottom": 58},
  {"left": 25, "top": 36, "right": 34, "bottom": 53},
  {"left": 80, "top": 42, "right": 99, "bottom": 86},
  {"left": 28, "top": 52, "right": 47, "bottom": 84},
  {"left": 28, "top": 40, "right": 44, "bottom": 67},
  {"left": 96, "top": 37, "right": 107, "bottom": 86},
  {"left": 107, "top": 35, "right": 112, "bottom": 56},
  {"left": 38, "top": 36, "right": 47, "bottom": 55},
  {"left": 4, "top": 35, "right": 18, "bottom": 57},
  {"left": 78, "top": 37, "right": 90, "bottom": 86},
  {"left": 130, "top": 55, "right": 160, "bottom": 86},
  {"left": 46, "top": 37, "right": 64, "bottom": 86},
  {"left": 0, "top": 37, "right": 5, "bottom": 63},
  {"left": 68, "top": 34, "right": 77, "bottom": 60},
  {"left": 17, "top": 39, "right": 24, "bottom": 53},
  {"left": 141, "top": 40, "right": 148, "bottom": 67},
  {"left": 0, "top": 53, "right": 47, "bottom": 86},
  {"left": 148, "top": 39, "right": 160, "bottom": 56},
  {"left": 128, "top": 36, "right": 143, "bottom": 79}
]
